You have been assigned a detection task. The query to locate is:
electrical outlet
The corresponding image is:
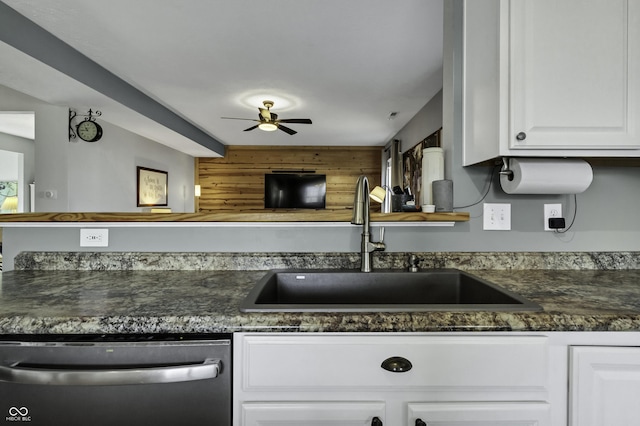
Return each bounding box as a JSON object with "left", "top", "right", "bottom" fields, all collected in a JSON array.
[
  {"left": 38, "top": 189, "right": 57, "bottom": 199},
  {"left": 80, "top": 229, "right": 109, "bottom": 247},
  {"left": 483, "top": 203, "right": 511, "bottom": 230},
  {"left": 544, "top": 203, "right": 562, "bottom": 231}
]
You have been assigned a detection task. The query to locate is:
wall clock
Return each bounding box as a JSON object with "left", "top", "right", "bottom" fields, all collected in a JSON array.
[
  {"left": 69, "top": 109, "right": 103, "bottom": 142},
  {"left": 76, "top": 120, "right": 103, "bottom": 142}
]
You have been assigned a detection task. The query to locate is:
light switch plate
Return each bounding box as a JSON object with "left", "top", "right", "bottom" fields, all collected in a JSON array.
[
  {"left": 80, "top": 229, "right": 109, "bottom": 247},
  {"left": 483, "top": 203, "right": 511, "bottom": 230}
]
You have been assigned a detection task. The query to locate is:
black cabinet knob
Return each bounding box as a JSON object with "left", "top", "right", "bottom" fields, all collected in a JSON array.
[
  {"left": 416, "top": 419, "right": 427, "bottom": 426},
  {"left": 372, "top": 416, "right": 383, "bottom": 426},
  {"left": 516, "top": 131, "right": 527, "bottom": 141}
]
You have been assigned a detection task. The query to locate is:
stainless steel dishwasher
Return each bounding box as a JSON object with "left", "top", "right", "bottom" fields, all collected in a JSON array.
[{"left": 0, "top": 334, "right": 231, "bottom": 425}]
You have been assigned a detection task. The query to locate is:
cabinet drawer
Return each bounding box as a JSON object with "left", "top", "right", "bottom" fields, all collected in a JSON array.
[
  {"left": 408, "top": 402, "right": 550, "bottom": 425},
  {"left": 237, "top": 334, "right": 548, "bottom": 399},
  {"left": 241, "top": 401, "right": 385, "bottom": 426}
]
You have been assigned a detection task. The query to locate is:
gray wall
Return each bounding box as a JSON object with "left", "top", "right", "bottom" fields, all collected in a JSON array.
[
  {"left": 0, "top": 87, "right": 37, "bottom": 212},
  {"left": 2, "top": 1, "right": 640, "bottom": 271},
  {"left": 0, "top": 135, "right": 34, "bottom": 186},
  {"left": 0, "top": 84, "right": 195, "bottom": 212},
  {"left": 66, "top": 120, "right": 195, "bottom": 212},
  {"left": 395, "top": 89, "right": 443, "bottom": 154},
  {"left": 0, "top": 135, "right": 35, "bottom": 213}
]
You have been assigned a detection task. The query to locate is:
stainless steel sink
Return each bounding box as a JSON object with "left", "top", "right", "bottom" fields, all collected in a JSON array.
[{"left": 239, "top": 269, "right": 542, "bottom": 312}]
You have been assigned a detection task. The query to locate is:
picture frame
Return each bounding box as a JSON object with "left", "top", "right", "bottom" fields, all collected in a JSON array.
[
  {"left": 0, "top": 181, "right": 18, "bottom": 213},
  {"left": 401, "top": 127, "right": 442, "bottom": 205},
  {"left": 423, "top": 127, "right": 442, "bottom": 148},
  {"left": 402, "top": 143, "right": 423, "bottom": 205},
  {"left": 137, "top": 166, "right": 168, "bottom": 207}
]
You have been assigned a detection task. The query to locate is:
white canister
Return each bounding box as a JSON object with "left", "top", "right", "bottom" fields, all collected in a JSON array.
[{"left": 421, "top": 147, "right": 444, "bottom": 205}]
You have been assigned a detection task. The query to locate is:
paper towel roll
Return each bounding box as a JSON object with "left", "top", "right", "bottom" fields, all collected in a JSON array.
[{"left": 500, "top": 158, "right": 593, "bottom": 194}]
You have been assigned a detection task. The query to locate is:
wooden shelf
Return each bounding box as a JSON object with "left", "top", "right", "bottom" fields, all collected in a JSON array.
[{"left": 0, "top": 211, "right": 469, "bottom": 223}]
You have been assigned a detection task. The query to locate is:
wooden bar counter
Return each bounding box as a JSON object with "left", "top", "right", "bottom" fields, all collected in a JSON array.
[{"left": 0, "top": 211, "right": 469, "bottom": 223}]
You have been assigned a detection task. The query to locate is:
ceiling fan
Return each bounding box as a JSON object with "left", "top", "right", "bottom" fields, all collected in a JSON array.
[{"left": 221, "top": 100, "right": 312, "bottom": 135}]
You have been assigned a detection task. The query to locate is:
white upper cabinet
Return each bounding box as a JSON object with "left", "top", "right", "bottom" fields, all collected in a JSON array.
[{"left": 462, "top": 0, "right": 640, "bottom": 165}]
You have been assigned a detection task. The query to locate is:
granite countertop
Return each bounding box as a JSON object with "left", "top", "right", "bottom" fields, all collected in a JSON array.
[{"left": 2, "top": 265, "right": 640, "bottom": 334}]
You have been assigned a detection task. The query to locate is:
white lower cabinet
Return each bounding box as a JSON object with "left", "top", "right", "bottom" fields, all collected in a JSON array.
[
  {"left": 241, "top": 401, "right": 385, "bottom": 426},
  {"left": 239, "top": 401, "right": 550, "bottom": 426},
  {"left": 409, "top": 402, "right": 550, "bottom": 425},
  {"left": 234, "top": 333, "right": 551, "bottom": 426},
  {"left": 570, "top": 346, "right": 640, "bottom": 426},
  {"left": 235, "top": 332, "right": 640, "bottom": 425}
]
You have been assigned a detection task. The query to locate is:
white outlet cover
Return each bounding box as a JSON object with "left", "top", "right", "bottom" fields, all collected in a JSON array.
[
  {"left": 80, "top": 228, "right": 109, "bottom": 247},
  {"left": 483, "top": 203, "right": 511, "bottom": 231},
  {"left": 544, "top": 203, "right": 563, "bottom": 231}
]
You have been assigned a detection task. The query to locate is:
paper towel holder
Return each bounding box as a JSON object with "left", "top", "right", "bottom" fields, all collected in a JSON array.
[
  {"left": 499, "top": 157, "right": 514, "bottom": 181},
  {"left": 499, "top": 157, "right": 593, "bottom": 195}
]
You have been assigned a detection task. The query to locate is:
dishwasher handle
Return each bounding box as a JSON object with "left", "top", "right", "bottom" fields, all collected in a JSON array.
[{"left": 0, "top": 358, "right": 221, "bottom": 386}]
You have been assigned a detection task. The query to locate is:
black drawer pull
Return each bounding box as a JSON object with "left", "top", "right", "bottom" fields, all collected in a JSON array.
[
  {"left": 416, "top": 419, "right": 427, "bottom": 426},
  {"left": 381, "top": 356, "right": 412, "bottom": 373},
  {"left": 372, "top": 416, "right": 383, "bottom": 426}
]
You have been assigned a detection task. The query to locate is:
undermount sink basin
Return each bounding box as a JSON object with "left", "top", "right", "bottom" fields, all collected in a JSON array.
[{"left": 239, "top": 269, "right": 542, "bottom": 312}]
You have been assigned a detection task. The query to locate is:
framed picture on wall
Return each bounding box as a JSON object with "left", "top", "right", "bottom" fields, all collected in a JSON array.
[
  {"left": 137, "top": 166, "right": 168, "bottom": 207},
  {"left": 0, "top": 181, "right": 18, "bottom": 213},
  {"left": 402, "top": 143, "right": 422, "bottom": 205},
  {"left": 423, "top": 127, "right": 442, "bottom": 148},
  {"left": 401, "top": 127, "right": 442, "bottom": 205}
]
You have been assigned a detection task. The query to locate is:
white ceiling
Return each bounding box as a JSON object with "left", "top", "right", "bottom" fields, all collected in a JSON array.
[{"left": 0, "top": 0, "right": 443, "bottom": 157}]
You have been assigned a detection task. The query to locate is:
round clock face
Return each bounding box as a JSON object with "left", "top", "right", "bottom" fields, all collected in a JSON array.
[{"left": 77, "top": 120, "right": 103, "bottom": 142}]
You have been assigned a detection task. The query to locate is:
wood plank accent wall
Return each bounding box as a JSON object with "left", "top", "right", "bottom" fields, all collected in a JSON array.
[{"left": 196, "top": 146, "right": 382, "bottom": 211}]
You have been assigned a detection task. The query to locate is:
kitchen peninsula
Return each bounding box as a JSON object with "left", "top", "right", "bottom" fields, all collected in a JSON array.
[{"left": 2, "top": 250, "right": 640, "bottom": 426}]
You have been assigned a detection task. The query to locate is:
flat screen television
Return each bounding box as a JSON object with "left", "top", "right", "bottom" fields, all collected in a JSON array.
[{"left": 264, "top": 173, "right": 327, "bottom": 209}]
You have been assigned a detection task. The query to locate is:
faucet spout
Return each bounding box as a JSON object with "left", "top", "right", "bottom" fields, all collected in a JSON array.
[{"left": 351, "top": 175, "right": 386, "bottom": 272}]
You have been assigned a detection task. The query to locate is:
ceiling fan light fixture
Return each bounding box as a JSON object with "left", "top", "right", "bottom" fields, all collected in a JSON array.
[
  {"left": 258, "top": 122, "right": 278, "bottom": 132},
  {"left": 222, "top": 100, "right": 311, "bottom": 135}
]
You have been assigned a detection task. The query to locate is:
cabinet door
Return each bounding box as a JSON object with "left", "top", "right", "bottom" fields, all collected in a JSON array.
[
  {"left": 240, "top": 401, "right": 385, "bottom": 426},
  {"left": 408, "top": 402, "right": 550, "bottom": 426},
  {"left": 570, "top": 346, "right": 640, "bottom": 426},
  {"left": 509, "top": 0, "right": 640, "bottom": 150}
]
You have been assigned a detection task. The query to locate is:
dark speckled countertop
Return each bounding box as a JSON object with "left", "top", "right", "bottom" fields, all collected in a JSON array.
[{"left": 2, "top": 251, "right": 640, "bottom": 334}]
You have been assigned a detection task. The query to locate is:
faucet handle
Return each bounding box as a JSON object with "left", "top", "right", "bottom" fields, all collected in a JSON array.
[
  {"left": 408, "top": 254, "right": 423, "bottom": 272},
  {"left": 370, "top": 227, "right": 386, "bottom": 252}
]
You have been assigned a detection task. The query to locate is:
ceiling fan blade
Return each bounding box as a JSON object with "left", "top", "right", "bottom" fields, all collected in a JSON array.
[
  {"left": 277, "top": 118, "right": 312, "bottom": 124},
  {"left": 277, "top": 124, "right": 297, "bottom": 135},
  {"left": 243, "top": 124, "right": 260, "bottom": 132},
  {"left": 221, "top": 117, "right": 259, "bottom": 122}
]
